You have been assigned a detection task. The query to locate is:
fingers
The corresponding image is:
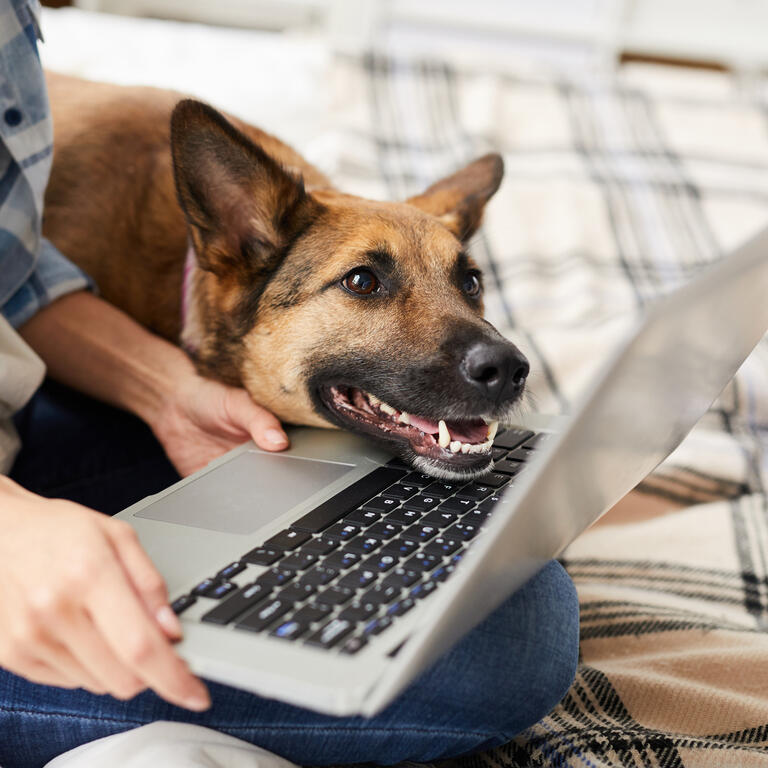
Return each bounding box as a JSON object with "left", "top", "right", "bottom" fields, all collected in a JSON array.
[
  {"left": 100, "top": 518, "right": 181, "bottom": 640},
  {"left": 225, "top": 389, "right": 289, "bottom": 452},
  {"left": 51, "top": 607, "right": 144, "bottom": 699},
  {"left": 86, "top": 555, "right": 210, "bottom": 711}
]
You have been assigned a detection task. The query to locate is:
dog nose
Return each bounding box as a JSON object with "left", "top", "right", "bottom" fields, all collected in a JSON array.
[{"left": 461, "top": 341, "right": 529, "bottom": 402}]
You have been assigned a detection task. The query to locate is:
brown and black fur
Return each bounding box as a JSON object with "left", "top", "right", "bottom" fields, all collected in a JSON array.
[{"left": 44, "top": 72, "right": 525, "bottom": 477}]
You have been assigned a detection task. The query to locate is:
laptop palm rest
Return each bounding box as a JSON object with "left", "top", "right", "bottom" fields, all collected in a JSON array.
[{"left": 134, "top": 452, "right": 354, "bottom": 535}]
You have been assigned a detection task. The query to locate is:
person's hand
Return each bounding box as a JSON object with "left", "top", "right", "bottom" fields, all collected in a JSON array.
[
  {"left": 0, "top": 476, "right": 210, "bottom": 709},
  {"left": 150, "top": 369, "right": 290, "bottom": 477},
  {"left": 19, "top": 292, "right": 290, "bottom": 479}
]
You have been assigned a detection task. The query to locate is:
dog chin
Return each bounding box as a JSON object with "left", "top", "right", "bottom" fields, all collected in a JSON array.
[{"left": 407, "top": 452, "right": 494, "bottom": 481}]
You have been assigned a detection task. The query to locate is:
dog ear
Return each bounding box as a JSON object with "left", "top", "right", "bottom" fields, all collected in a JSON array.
[
  {"left": 170, "top": 99, "right": 321, "bottom": 279},
  {"left": 406, "top": 154, "right": 503, "bottom": 241}
]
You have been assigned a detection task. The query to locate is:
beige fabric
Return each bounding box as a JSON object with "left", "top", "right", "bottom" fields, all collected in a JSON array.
[{"left": 0, "top": 315, "right": 44, "bottom": 474}]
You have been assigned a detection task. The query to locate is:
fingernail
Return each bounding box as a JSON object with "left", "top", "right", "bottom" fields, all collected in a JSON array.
[
  {"left": 265, "top": 428, "right": 288, "bottom": 447},
  {"left": 156, "top": 605, "right": 183, "bottom": 638},
  {"left": 185, "top": 690, "right": 211, "bottom": 711}
]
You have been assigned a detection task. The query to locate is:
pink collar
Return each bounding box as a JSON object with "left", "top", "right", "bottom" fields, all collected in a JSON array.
[{"left": 180, "top": 244, "right": 197, "bottom": 354}]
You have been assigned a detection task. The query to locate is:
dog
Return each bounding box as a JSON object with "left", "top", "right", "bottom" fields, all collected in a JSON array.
[{"left": 43, "top": 73, "right": 529, "bottom": 480}]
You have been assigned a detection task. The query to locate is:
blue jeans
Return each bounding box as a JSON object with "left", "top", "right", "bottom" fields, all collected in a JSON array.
[{"left": 5, "top": 382, "right": 579, "bottom": 768}]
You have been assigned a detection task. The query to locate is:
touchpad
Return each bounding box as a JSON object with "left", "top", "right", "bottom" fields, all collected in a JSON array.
[{"left": 134, "top": 452, "right": 355, "bottom": 534}]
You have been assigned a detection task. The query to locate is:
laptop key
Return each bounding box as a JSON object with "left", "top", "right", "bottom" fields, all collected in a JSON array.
[
  {"left": 277, "top": 582, "right": 316, "bottom": 603},
  {"left": 337, "top": 568, "right": 378, "bottom": 590},
  {"left": 324, "top": 523, "right": 360, "bottom": 542},
  {"left": 360, "top": 584, "right": 400, "bottom": 605},
  {"left": 192, "top": 578, "right": 217, "bottom": 596},
  {"left": 401, "top": 472, "right": 433, "bottom": 488},
  {"left": 481, "top": 473, "right": 510, "bottom": 489},
  {"left": 365, "top": 553, "right": 398, "bottom": 572},
  {"left": 270, "top": 619, "right": 309, "bottom": 640},
  {"left": 456, "top": 484, "right": 493, "bottom": 501},
  {"left": 387, "top": 597, "right": 416, "bottom": 617},
  {"left": 299, "top": 565, "right": 339, "bottom": 586},
  {"left": 292, "top": 604, "right": 332, "bottom": 625},
  {"left": 171, "top": 594, "right": 196, "bottom": 615},
  {"left": 291, "top": 467, "right": 405, "bottom": 533},
  {"left": 344, "top": 536, "right": 382, "bottom": 555},
  {"left": 445, "top": 522, "right": 479, "bottom": 540},
  {"left": 410, "top": 580, "right": 438, "bottom": 600},
  {"left": 493, "top": 428, "right": 534, "bottom": 450},
  {"left": 256, "top": 568, "right": 295, "bottom": 588},
  {"left": 491, "top": 447, "right": 508, "bottom": 461},
  {"left": 493, "top": 459, "right": 525, "bottom": 475},
  {"left": 305, "top": 618, "right": 354, "bottom": 649},
  {"left": 263, "top": 529, "right": 311, "bottom": 551},
  {"left": 379, "top": 538, "right": 419, "bottom": 558},
  {"left": 343, "top": 509, "right": 382, "bottom": 527},
  {"left": 340, "top": 635, "right": 368, "bottom": 655},
  {"left": 236, "top": 598, "right": 292, "bottom": 633},
  {"left": 366, "top": 522, "right": 402, "bottom": 540},
  {"left": 362, "top": 615, "right": 393, "bottom": 636},
  {"left": 382, "top": 508, "right": 422, "bottom": 526},
  {"left": 338, "top": 602, "right": 377, "bottom": 622},
  {"left": 402, "top": 495, "right": 440, "bottom": 513},
  {"left": 421, "top": 510, "right": 457, "bottom": 528},
  {"left": 206, "top": 581, "right": 238, "bottom": 599},
  {"left": 437, "top": 497, "right": 476, "bottom": 514},
  {"left": 522, "top": 433, "right": 550, "bottom": 449},
  {"left": 322, "top": 550, "right": 361, "bottom": 570},
  {"left": 382, "top": 483, "right": 419, "bottom": 500},
  {"left": 300, "top": 537, "right": 339, "bottom": 556},
  {"left": 362, "top": 497, "right": 401, "bottom": 513},
  {"left": 404, "top": 553, "right": 441, "bottom": 572},
  {"left": 431, "top": 564, "right": 457, "bottom": 582},
  {"left": 216, "top": 561, "right": 246, "bottom": 580},
  {"left": 402, "top": 524, "right": 438, "bottom": 543},
  {"left": 422, "top": 482, "right": 464, "bottom": 498},
  {"left": 279, "top": 552, "right": 318, "bottom": 571},
  {"left": 201, "top": 583, "right": 271, "bottom": 625},
  {"left": 315, "top": 586, "right": 355, "bottom": 607},
  {"left": 381, "top": 568, "right": 420, "bottom": 589},
  {"left": 424, "top": 537, "right": 461, "bottom": 557},
  {"left": 242, "top": 546, "right": 282, "bottom": 566}
]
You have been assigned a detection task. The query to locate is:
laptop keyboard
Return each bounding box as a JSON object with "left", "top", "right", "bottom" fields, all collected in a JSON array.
[{"left": 171, "top": 428, "right": 549, "bottom": 655}]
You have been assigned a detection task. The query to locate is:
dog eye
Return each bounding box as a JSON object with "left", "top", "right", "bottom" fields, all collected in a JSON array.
[
  {"left": 463, "top": 272, "right": 482, "bottom": 297},
  {"left": 342, "top": 268, "right": 380, "bottom": 296}
]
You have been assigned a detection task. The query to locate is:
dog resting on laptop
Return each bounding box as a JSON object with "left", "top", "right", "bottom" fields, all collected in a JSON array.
[{"left": 43, "top": 73, "right": 529, "bottom": 480}]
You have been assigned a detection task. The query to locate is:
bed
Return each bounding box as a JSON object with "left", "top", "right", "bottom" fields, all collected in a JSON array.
[{"left": 39, "top": 8, "right": 768, "bottom": 766}]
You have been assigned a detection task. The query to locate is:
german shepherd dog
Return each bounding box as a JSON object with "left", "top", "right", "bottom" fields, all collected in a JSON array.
[{"left": 44, "top": 74, "right": 529, "bottom": 480}]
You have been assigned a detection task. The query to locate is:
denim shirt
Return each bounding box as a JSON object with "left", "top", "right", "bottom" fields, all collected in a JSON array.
[{"left": 0, "top": 0, "right": 90, "bottom": 328}]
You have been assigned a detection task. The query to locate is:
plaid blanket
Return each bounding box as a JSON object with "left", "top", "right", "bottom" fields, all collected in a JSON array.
[{"left": 326, "top": 53, "right": 768, "bottom": 767}]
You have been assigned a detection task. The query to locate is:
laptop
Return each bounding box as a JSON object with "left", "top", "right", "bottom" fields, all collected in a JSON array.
[{"left": 118, "top": 226, "right": 768, "bottom": 717}]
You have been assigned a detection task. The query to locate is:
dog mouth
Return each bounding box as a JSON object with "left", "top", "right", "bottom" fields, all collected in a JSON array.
[{"left": 317, "top": 385, "right": 499, "bottom": 479}]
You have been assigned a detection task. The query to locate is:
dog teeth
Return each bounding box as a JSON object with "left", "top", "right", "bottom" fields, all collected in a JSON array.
[
  {"left": 486, "top": 420, "right": 499, "bottom": 441},
  {"left": 379, "top": 402, "right": 396, "bottom": 416},
  {"left": 460, "top": 443, "right": 471, "bottom": 454},
  {"left": 367, "top": 393, "right": 380, "bottom": 406},
  {"left": 438, "top": 420, "right": 451, "bottom": 448},
  {"left": 449, "top": 440, "right": 462, "bottom": 453},
  {"left": 399, "top": 412, "right": 410, "bottom": 425}
]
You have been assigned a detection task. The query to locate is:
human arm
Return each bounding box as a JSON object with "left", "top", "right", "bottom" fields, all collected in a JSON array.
[{"left": 18, "top": 289, "right": 289, "bottom": 476}]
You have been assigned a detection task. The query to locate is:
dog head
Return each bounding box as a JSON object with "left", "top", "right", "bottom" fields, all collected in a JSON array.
[{"left": 170, "top": 100, "right": 528, "bottom": 480}]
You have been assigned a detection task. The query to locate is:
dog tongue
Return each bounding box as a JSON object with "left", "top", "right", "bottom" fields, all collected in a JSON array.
[
  {"left": 407, "top": 415, "right": 488, "bottom": 444},
  {"left": 408, "top": 415, "right": 440, "bottom": 434}
]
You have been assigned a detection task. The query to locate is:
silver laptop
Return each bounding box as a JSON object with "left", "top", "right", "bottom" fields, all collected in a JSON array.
[{"left": 118, "top": 227, "right": 768, "bottom": 717}]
